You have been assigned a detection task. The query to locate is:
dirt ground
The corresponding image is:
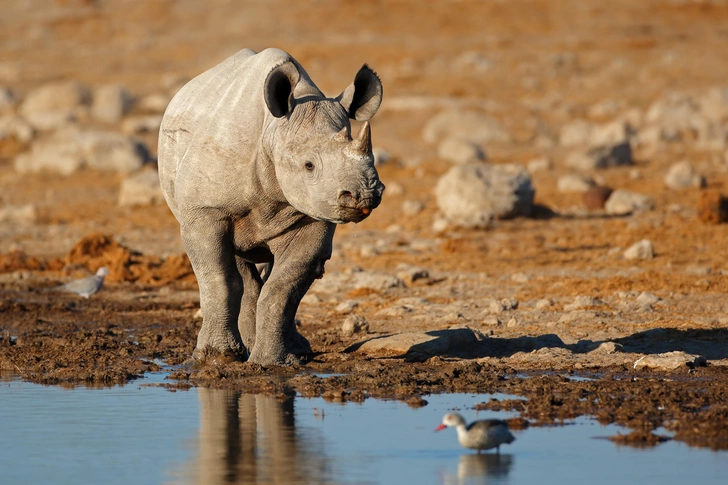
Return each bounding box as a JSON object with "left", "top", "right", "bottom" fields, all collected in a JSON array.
[{"left": 1, "top": 0, "right": 728, "bottom": 450}]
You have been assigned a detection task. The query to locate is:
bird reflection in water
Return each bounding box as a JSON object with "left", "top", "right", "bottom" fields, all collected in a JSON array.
[
  {"left": 442, "top": 453, "right": 514, "bottom": 485},
  {"left": 174, "top": 388, "right": 327, "bottom": 485}
]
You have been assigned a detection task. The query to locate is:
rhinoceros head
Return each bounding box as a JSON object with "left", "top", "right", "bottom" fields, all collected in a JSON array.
[{"left": 263, "top": 61, "right": 385, "bottom": 224}]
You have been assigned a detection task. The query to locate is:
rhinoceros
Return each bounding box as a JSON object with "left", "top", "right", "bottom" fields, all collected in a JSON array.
[{"left": 158, "top": 48, "right": 384, "bottom": 365}]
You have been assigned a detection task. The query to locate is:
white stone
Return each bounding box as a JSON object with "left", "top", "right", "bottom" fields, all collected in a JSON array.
[
  {"left": 559, "top": 119, "right": 592, "bottom": 147},
  {"left": 437, "top": 136, "right": 486, "bottom": 164},
  {"left": 396, "top": 264, "right": 429, "bottom": 285},
  {"left": 0, "top": 115, "right": 34, "bottom": 143},
  {"left": 604, "top": 189, "right": 655, "bottom": 215},
  {"left": 423, "top": 110, "right": 509, "bottom": 145},
  {"left": 435, "top": 163, "right": 534, "bottom": 228},
  {"left": 336, "top": 300, "right": 359, "bottom": 314},
  {"left": 373, "top": 147, "right": 392, "bottom": 166},
  {"left": 566, "top": 142, "right": 633, "bottom": 171},
  {"left": 355, "top": 327, "right": 485, "bottom": 359},
  {"left": 121, "top": 115, "right": 163, "bottom": 135},
  {"left": 0, "top": 204, "right": 37, "bottom": 225},
  {"left": 535, "top": 299, "right": 553, "bottom": 310},
  {"left": 633, "top": 351, "right": 706, "bottom": 371},
  {"left": 14, "top": 126, "right": 146, "bottom": 175},
  {"left": 118, "top": 168, "right": 165, "bottom": 206},
  {"left": 0, "top": 86, "right": 18, "bottom": 114},
  {"left": 137, "top": 93, "right": 171, "bottom": 113},
  {"left": 402, "top": 199, "right": 425, "bottom": 216},
  {"left": 564, "top": 295, "right": 598, "bottom": 311},
  {"left": 91, "top": 84, "right": 134, "bottom": 123},
  {"left": 557, "top": 173, "right": 595, "bottom": 193},
  {"left": 664, "top": 161, "right": 706, "bottom": 189},
  {"left": 342, "top": 314, "right": 369, "bottom": 337},
  {"left": 589, "top": 120, "right": 632, "bottom": 146},
  {"left": 351, "top": 272, "right": 405, "bottom": 291},
  {"left": 527, "top": 157, "right": 552, "bottom": 173},
  {"left": 635, "top": 291, "right": 661, "bottom": 307},
  {"left": 624, "top": 239, "right": 654, "bottom": 260},
  {"left": 19, "top": 80, "right": 90, "bottom": 131}
]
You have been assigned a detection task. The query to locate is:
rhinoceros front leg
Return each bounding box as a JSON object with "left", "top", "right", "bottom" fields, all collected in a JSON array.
[
  {"left": 247, "top": 222, "right": 334, "bottom": 365},
  {"left": 181, "top": 218, "right": 246, "bottom": 361}
]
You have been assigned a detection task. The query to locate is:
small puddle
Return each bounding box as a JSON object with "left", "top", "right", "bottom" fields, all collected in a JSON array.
[{"left": 1, "top": 373, "right": 726, "bottom": 485}]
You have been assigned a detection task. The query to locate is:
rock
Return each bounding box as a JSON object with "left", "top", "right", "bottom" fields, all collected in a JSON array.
[
  {"left": 697, "top": 189, "right": 728, "bottom": 224},
  {"left": 557, "top": 173, "right": 595, "bottom": 193},
  {"left": 437, "top": 136, "right": 486, "bottom": 164},
  {"left": 19, "top": 80, "right": 90, "bottom": 131},
  {"left": 566, "top": 142, "right": 633, "bottom": 171},
  {"left": 484, "top": 297, "right": 518, "bottom": 314},
  {"left": 435, "top": 163, "right": 534, "bottom": 228},
  {"left": 535, "top": 299, "right": 553, "bottom": 310},
  {"left": 15, "top": 126, "right": 147, "bottom": 175},
  {"left": 351, "top": 272, "right": 405, "bottom": 291},
  {"left": 559, "top": 119, "right": 592, "bottom": 147},
  {"left": 373, "top": 147, "right": 392, "bottom": 166},
  {"left": 0, "top": 204, "right": 37, "bottom": 224},
  {"left": 355, "top": 327, "right": 485, "bottom": 360},
  {"left": 118, "top": 168, "right": 165, "bottom": 206},
  {"left": 511, "top": 272, "right": 529, "bottom": 283},
  {"left": 589, "top": 341, "right": 624, "bottom": 354},
  {"left": 386, "top": 181, "right": 404, "bottom": 195},
  {"left": 422, "top": 110, "right": 509, "bottom": 145},
  {"left": 604, "top": 189, "right": 655, "bottom": 215},
  {"left": 527, "top": 157, "right": 552, "bottom": 173},
  {"left": 589, "top": 120, "right": 632, "bottom": 146},
  {"left": 91, "top": 84, "right": 134, "bottom": 123},
  {"left": 564, "top": 295, "right": 599, "bottom": 311},
  {"left": 137, "top": 93, "right": 171, "bottom": 113},
  {"left": 342, "top": 314, "right": 369, "bottom": 337},
  {"left": 583, "top": 186, "right": 613, "bottom": 210},
  {"left": 624, "top": 239, "right": 654, "bottom": 260},
  {"left": 0, "top": 115, "right": 34, "bottom": 143},
  {"left": 402, "top": 200, "right": 425, "bottom": 216},
  {"left": 664, "top": 161, "right": 706, "bottom": 190},
  {"left": 635, "top": 291, "right": 661, "bottom": 307},
  {"left": 376, "top": 305, "right": 414, "bottom": 317},
  {"left": 633, "top": 351, "right": 706, "bottom": 371},
  {"left": 644, "top": 93, "right": 703, "bottom": 142},
  {"left": 121, "top": 115, "right": 163, "bottom": 135},
  {"left": 396, "top": 264, "right": 429, "bottom": 286},
  {"left": 0, "top": 86, "right": 18, "bottom": 114},
  {"left": 335, "top": 300, "right": 359, "bottom": 314}
]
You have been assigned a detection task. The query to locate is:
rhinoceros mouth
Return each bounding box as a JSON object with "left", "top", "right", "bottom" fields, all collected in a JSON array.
[{"left": 336, "top": 206, "right": 373, "bottom": 223}]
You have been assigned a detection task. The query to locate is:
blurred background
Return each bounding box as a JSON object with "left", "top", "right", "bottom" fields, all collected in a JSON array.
[{"left": 1, "top": 0, "right": 728, "bottom": 277}]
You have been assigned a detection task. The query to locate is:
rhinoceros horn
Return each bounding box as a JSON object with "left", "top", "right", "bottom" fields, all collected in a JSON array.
[{"left": 351, "top": 121, "right": 372, "bottom": 155}]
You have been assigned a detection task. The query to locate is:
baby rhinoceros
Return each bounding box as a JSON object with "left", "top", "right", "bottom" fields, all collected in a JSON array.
[{"left": 158, "top": 48, "right": 384, "bottom": 365}]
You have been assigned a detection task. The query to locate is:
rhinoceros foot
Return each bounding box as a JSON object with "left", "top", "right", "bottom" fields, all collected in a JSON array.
[
  {"left": 248, "top": 330, "right": 312, "bottom": 366},
  {"left": 191, "top": 345, "right": 248, "bottom": 366}
]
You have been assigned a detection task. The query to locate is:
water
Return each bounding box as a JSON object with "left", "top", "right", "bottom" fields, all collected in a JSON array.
[{"left": 0, "top": 373, "right": 726, "bottom": 485}]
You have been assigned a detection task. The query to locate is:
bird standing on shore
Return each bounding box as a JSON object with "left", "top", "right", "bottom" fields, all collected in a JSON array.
[
  {"left": 435, "top": 413, "right": 515, "bottom": 453},
  {"left": 51, "top": 267, "right": 109, "bottom": 299}
]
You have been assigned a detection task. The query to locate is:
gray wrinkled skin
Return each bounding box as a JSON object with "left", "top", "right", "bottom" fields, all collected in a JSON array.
[{"left": 158, "top": 48, "right": 384, "bottom": 365}]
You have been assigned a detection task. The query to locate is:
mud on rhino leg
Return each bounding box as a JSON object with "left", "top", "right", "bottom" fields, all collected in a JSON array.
[
  {"left": 235, "top": 258, "right": 265, "bottom": 352},
  {"left": 182, "top": 219, "right": 246, "bottom": 361}
]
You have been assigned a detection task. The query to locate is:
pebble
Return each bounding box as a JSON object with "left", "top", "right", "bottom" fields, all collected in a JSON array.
[
  {"left": 604, "top": 189, "right": 655, "bottom": 216},
  {"left": 664, "top": 161, "right": 706, "bottom": 189},
  {"left": 624, "top": 239, "right": 654, "bottom": 260},
  {"left": 583, "top": 186, "right": 613, "bottom": 210},
  {"left": 566, "top": 142, "right": 633, "bottom": 170},
  {"left": 527, "top": 156, "right": 552, "bottom": 173},
  {"left": 118, "top": 168, "right": 164, "bottom": 206},
  {"left": 402, "top": 200, "right": 425, "bottom": 216},
  {"left": 335, "top": 300, "right": 359, "bottom": 314},
  {"left": 557, "top": 173, "right": 595, "bottom": 193},
  {"left": 633, "top": 351, "right": 706, "bottom": 371},
  {"left": 635, "top": 291, "right": 661, "bottom": 307},
  {"left": 437, "top": 136, "right": 486, "bottom": 164},
  {"left": 564, "top": 295, "right": 599, "bottom": 311},
  {"left": 0, "top": 204, "right": 37, "bottom": 224},
  {"left": 535, "top": 299, "right": 553, "bottom": 310},
  {"left": 342, "top": 314, "right": 369, "bottom": 337},
  {"left": 19, "top": 80, "right": 91, "bottom": 131},
  {"left": 422, "top": 110, "right": 510, "bottom": 145},
  {"left": 396, "top": 264, "right": 429, "bottom": 286},
  {"left": 91, "top": 84, "right": 134, "bottom": 123}
]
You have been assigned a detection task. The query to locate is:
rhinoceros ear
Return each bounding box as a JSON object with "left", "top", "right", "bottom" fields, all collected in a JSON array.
[
  {"left": 336, "top": 64, "right": 383, "bottom": 121},
  {"left": 264, "top": 61, "right": 301, "bottom": 118}
]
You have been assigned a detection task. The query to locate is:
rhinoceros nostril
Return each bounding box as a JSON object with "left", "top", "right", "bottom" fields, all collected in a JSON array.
[{"left": 338, "top": 190, "right": 354, "bottom": 199}]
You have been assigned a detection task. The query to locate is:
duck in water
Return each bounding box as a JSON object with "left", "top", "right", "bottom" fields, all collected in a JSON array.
[{"left": 435, "top": 413, "right": 515, "bottom": 454}]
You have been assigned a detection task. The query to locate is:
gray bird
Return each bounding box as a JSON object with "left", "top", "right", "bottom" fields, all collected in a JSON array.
[
  {"left": 51, "top": 267, "right": 109, "bottom": 298},
  {"left": 435, "top": 413, "right": 515, "bottom": 453}
]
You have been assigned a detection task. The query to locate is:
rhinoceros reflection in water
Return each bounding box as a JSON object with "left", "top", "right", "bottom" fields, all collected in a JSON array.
[{"left": 177, "top": 389, "right": 327, "bottom": 485}]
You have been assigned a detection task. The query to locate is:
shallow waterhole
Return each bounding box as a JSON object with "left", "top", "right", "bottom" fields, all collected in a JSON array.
[{"left": 1, "top": 372, "right": 726, "bottom": 485}]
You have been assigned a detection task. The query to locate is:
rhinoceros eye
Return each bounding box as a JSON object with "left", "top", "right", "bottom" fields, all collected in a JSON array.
[{"left": 304, "top": 161, "right": 315, "bottom": 171}]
